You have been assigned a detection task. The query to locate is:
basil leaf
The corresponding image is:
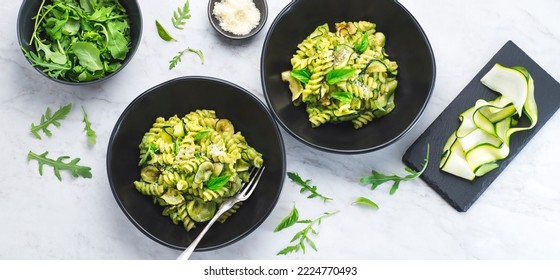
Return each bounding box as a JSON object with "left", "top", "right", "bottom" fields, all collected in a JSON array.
[
  {"left": 326, "top": 68, "right": 356, "bottom": 85},
  {"left": 194, "top": 130, "right": 210, "bottom": 140},
  {"left": 290, "top": 69, "right": 311, "bottom": 84},
  {"left": 331, "top": 92, "right": 353, "bottom": 103},
  {"left": 352, "top": 197, "right": 379, "bottom": 209},
  {"left": 72, "top": 41, "right": 103, "bottom": 72},
  {"left": 354, "top": 33, "right": 369, "bottom": 53},
  {"left": 207, "top": 175, "right": 231, "bottom": 191},
  {"left": 156, "top": 20, "right": 175, "bottom": 42}
]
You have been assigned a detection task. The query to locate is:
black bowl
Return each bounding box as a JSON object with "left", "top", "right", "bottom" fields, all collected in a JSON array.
[
  {"left": 261, "top": 0, "right": 436, "bottom": 154},
  {"left": 17, "top": 0, "right": 142, "bottom": 85},
  {"left": 107, "top": 77, "right": 286, "bottom": 251},
  {"left": 208, "top": 0, "right": 268, "bottom": 40}
]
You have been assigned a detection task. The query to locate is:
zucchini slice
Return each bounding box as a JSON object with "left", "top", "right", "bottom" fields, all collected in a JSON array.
[{"left": 440, "top": 64, "right": 538, "bottom": 181}]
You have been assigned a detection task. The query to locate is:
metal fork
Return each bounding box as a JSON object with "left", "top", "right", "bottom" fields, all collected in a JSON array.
[{"left": 177, "top": 166, "right": 266, "bottom": 260}]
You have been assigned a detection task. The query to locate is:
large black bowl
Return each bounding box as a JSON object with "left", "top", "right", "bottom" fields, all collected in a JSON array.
[
  {"left": 107, "top": 77, "right": 286, "bottom": 251},
  {"left": 17, "top": 0, "right": 142, "bottom": 85},
  {"left": 261, "top": 0, "right": 436, "bottom": 154}
]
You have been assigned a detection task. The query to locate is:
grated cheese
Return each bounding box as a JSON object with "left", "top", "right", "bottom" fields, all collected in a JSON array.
[{"left": 212, "top": 0, "right": 261, "bottom": 36}]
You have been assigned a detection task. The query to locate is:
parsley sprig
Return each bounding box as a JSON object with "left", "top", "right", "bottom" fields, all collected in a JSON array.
[{"left": 287, "top": 172, "right": 332, "bottom": 202}]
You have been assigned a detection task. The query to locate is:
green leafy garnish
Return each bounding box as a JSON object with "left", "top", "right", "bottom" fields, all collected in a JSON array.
[
  {"left": 290, "top": 69, "right": 311, "bottom": 84},
  {"left": 276, "top": 206, "right": 339, "bottom": 255},
  {"left": 331, "top": 92, "right": 353, "bottom": 103},
  {"left": 27, "top": 151, "right": 92, "bottom": 181},
  {"left": 194, "top": 130, "right": 210, "bottom": 141},
  {"left": 287, "top": 172, "right": 332, "bottom": 202},
  {"left": 207, "top": 175, "right": 231, "bottom": 191},
  {"left": 31, "top": 103, "right": 73, "bottom": 139},
  {"left": 326, "top": 68, "right": 356, "bottom": 85},
  {"left": 139, "top": 144, "right": 158, "bottom": 166},
  {"left": 352, "top": 197, "right": 379, "bottom": 209},
  {"left": 274, "top": 203, "right": 299, "bottom": 232},
  {"left": 156, "top": 20, "right": 175, "bottom": 41},
  {"left": 360, "top": 144, "right": 430, "bottom": 194},
  {"left": 23, "top": 0, "right": 131, "bottom": 82},
  {"left": 354, "top": 33, "right": 369, "bottom": 53},
  {"left": 81, "top": 106, "right": 96, "bottom": 145},
  {"left": 171, "top": 0, "right": 191, "bottom": 30},
  {"left": 169, "top": 47, "right": 204, "bottom": 70}
]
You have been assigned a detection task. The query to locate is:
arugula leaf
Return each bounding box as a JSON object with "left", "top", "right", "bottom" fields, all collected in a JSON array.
[
  {"left": 207, "top": 175, "right": 231, "bottom": 191},
  {"left": 172, "top": 0, "right": 191, "bottom": 30},
  {"left": 352, "top": 197, "right": 379, "bottom": 209},
  {"left": 188, "top": 48, "right": 204, "bottom": 64},
  {"left": 72, "top": 41, "right": 103, "bottom": 72},
  {"left": 274, "top": 203, "right": 299, "bottom": 232},
  {"left": 27, "top": 151, "right": 92, "bottom": 181},
  {"left": 360, "top": 144, "right": 430, "bottom": 194},
  {"left": 81, "top": 106, "right": 97, "bottom": 145},
  {"left": 276, "top": 207, "right": 339, "bottom": 255},
  {"left": 354, "top": 33, "right": 369, "bottom": 53},
  {"left": 326, "top": 68, "right": 356, "bottom": 85},
  {"left": 31, "top": 103, "right": 73, "bottom": 139},
  {"left": 290, "top": 69, "right": 311, "bottom": 84},
  {"left": 287, "top": 172, "right": 332, "bottom": 202},
  {"left": 106, "top": 21, "right": 130, "bottom": 60},
  {"left": 169, "top": 47, "right": 205, "bottom": 70},
  {"left": 331, "top": 92, "right": 353, "bottom": 103},
  {"left": 156, "top": 20, "right": 176, "bottom": 41}
]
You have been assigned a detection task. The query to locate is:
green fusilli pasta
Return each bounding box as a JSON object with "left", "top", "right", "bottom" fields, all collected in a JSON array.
[
  {"left": 134, "top": 110, "right": 264, "bottom": 231},
  {"left": 281, "top": 21, "right": 399, "bottom": 129}
]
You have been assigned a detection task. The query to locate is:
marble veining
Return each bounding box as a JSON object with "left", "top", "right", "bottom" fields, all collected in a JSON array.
[{"left": 1, "top": 0, "right": 559, "bottom": 260}]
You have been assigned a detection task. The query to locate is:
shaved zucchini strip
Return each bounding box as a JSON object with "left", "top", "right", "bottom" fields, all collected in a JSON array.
[{"left": 440, "top": 64, "right": 538, "bottom": 181}]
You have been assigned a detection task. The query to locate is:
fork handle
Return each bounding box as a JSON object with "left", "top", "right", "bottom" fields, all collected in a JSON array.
[{"left": 176, "top": 204, "right": 230, "bottom": 260}]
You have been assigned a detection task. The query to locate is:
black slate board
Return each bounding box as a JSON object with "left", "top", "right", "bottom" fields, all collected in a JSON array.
[{"left": 402, "top": 40, "right": 560, "bottom": 212}]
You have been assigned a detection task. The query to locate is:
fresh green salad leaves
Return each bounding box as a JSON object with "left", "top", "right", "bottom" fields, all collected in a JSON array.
[
  {"left": 23, "top": 0, "right": 131, "bottom": 82},
  {"left": 169, "top": 48, "right": 204, "bottom": 70},
  {"left": 287, "top": 172, "right": 332, "bottom": 202},
  {"left": 31, "top": 103, "right": 73, "bottom": 139},
  {"left": 172, "top": 0, "right": 191, "bottom": 30},
  {"left": 27, "top": 151, "right": 92, "bottom": 181},
  {"left": 275, "top": 203, "right": 339, "bottom": 255},
  {"left": 81, "top": 106, "right": 97, "bottom": 145},
  {"left": 360, "top": 144, "right": 430, "bottom": 194}
]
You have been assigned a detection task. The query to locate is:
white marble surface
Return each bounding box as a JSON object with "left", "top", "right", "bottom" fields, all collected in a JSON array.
[{"left": 1, "top": 0, "right": 559, "bottom": 260}]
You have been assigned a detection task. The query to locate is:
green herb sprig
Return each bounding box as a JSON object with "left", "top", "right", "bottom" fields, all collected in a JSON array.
[
  {"left": 27, "top": 151, "right": 92, "bottom": 181},
  {"left": 360, "top": 144, "right": 430, "bottom": 194},
  {"left": 169, "top": 48, "right": 204, "bottom": 70},
  {"left": 326, "top": 68, "right": 356, "bottom": 85},
  {"left": 171, "top": 0, "right": 191, "bottom": 30},
  {"left": 287, "top": 172, "right": 332, "bottom": 202},
  {"left": 275, "top": 203, "right": 339, "bottom": 255},
  {"left": 207, "top": 175, "right": 231, "bottom": 191},
  {"left": 31, "top": 103, "right": 73, "bottom": 139},
  {"left": 81, "top": 106, "right": 97, "bottom": 145}
]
